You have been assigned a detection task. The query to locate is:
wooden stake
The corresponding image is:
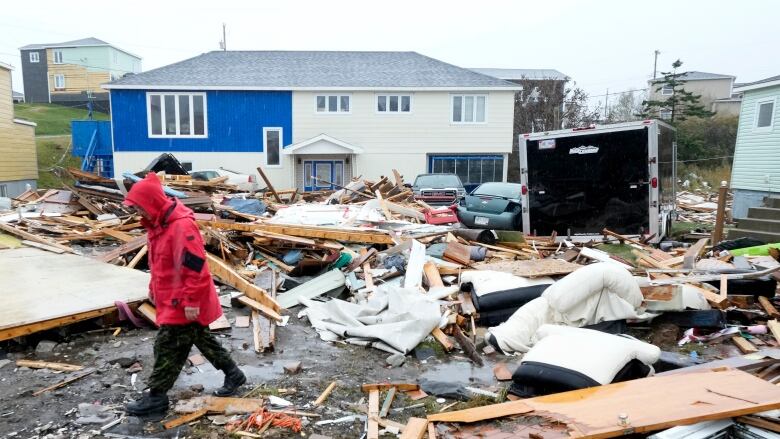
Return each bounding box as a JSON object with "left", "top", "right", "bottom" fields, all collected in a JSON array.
[
  {"left": 368, "top": 389, "right": 380, "bottom": 439},
  {"left": 33, "top": 370, "right": 94, "bottom": 396},
  {"left": 379, "top": 387, "right": 397, "bottom": 418},
  {"left": 732, "top": 336, "right": 759, "bottom": 354},
  {"left": 314, "top": 381, "right": 338, "bottom": 406},
  {"left": 711, "top": 181, "right": 729, "bottom": 245},
  {"left": 164, "top": 408, "right": 208, "bottom": 429},
  {"left": 15, "top": 360, "right": 83, "bottom": 372},
  {"left": 758, "top": 296, "right": 780, "bottom": 319},
  {"left": 256, "top": 167, "right": 282, "bottom": 203}
]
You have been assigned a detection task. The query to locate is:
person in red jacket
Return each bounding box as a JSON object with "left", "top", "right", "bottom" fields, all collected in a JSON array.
[{"left": 123, "top": 173, "right": 246, "bottom": 416}]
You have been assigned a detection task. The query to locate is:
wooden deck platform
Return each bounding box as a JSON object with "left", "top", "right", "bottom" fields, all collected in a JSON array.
[{"left": 0, "top": 247, "right": 150, "bottom": 341}]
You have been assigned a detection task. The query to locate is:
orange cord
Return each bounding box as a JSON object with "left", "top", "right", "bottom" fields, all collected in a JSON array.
[{"left": 226, "top": 407, "right": 303, "bottom": 433}]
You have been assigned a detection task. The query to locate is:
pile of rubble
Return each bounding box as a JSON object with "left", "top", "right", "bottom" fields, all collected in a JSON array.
[
  {"left": 2, "top": 162, "right": 780, "bottom": 438},
  {"left": 677, "top": 189, "right": 733, "bottom": 225}
]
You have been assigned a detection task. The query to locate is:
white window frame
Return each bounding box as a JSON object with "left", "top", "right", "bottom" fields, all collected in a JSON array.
[
  {"left": 755, "top": 98, "right": 776, "bottom": 131},
  {"left": 53, "top": 74, "right": 65, "bottom": 89},
  {"left": 263, "top": 127, "right": 283, "bottom": 168},
  {"left": 53, "top": 50, "right": 63, "bottom": 64},
  {"left": 315, "top": 94, "right": 351, "bottom": 114},
  {"left": 376, "top": 94, "right": 413, "bottom": 114},
  {"left": 145, "top": 92, "right": 208, "bottom": 139},
  {"left": 659, "top": 108, "right": 672, "bottom": 120},
  {"left": 661, "top": 84, "right": 674, "bottom": 95},
  {"left": 29, "top": 52, "right": 39, "bottom": 63},
  {"left": 451, "top": 94, "right": 488, "bottom": 124}
]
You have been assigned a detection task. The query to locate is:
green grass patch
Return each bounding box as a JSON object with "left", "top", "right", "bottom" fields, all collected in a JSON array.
[
  {"left": 36, "top": 137, "right": 81, "bottom": 188},
  {"left": 14, "top": 103, "right": 108, "bottom": 135},
  {"left": 597, "top": 243, "right": 638, "bottom": 264}
]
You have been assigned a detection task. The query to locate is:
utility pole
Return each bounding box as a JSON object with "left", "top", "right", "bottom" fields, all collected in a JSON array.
[
  {"left": 653, "top": 50, "right": 660, "bottom": 79},
  {"left": 221, "top": 23, "right": 227, "bottom": 51},
  {"left": 604, "top": 88, "right": 609, "bottom": 122}
]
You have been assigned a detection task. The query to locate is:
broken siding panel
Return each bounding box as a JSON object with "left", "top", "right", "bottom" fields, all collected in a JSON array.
[{"left": 731, "top": 85, "right": 780, "bottom": 192}]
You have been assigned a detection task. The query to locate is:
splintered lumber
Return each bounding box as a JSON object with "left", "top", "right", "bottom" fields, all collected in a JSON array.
[
  {"left": 200, "top": 221, "right": 396, "bottom": 244},
  {"left": 33, "top": 369, "right": 95, "bottom": 396},
  {"left": 427, "top": 368, "right": 780, "bottom": 437},
  {"left": 251, "top": 311, "right": 265, "bottom": 352},
  {"left": 99, "top": 234, "right": 148, "bottom": 262},
  {"left": 206, "top": 253, "right": 281, "bottom": 314},
  {"left": 375, "top": 190, "right": 394, "bottom": 220},
  {"left": 685, "top": 284, "right": 729, "bottom": 310},
  {"left": 601, "top": 228, "right": 650, "bottom": 248},
  {"left": 759, "top": 296, "right": 780, "bottom": 319},
  {"left": 428, "top": 422, "right": 437, "bottom": 439},
  {"left": 640, "top": 285, "right": 677, "bottom": 301},
  {"left": 477, "top": 259, "right": 580, "bottom": 278},
  {"left": 452, "top": 325, "right": 483, "bottom": 366},
  {"left": 164, "top": 408, "right": 208, "bottom": 429},
  {"left": 257, "top": 167, "right": 282, "bottom": 203},
  {"left": 127, "top": 245, "right": 148, "bottom": 269},
  {"left": 347, "top": 247, "right": 378, "bottom": 272},
  {"left": 174, "top": 396, "right": 266, "bottom": 414},
  {"left": 137, "top": 302, "right": 158, "bottom": 326},
  {"left": 423, "top": 262, "right": 444, "bottom": 288},
  {"left": 683, "top": 238, "right": 709, "bottom": 269},
  {"left": 400, "top": 418, "right": 429, "bottom": 439},
  {"left": 736, "top": 416, "right": 780, "bottom": 433},
  {"left": 16, "top": 360, "right": 83, "bottom": 372},
  {"left": 255, "top": 249, "right": 295, "bottom": 273},
  {"left": 431, "top": 328, "right": 454, "bottom": 352},
  {"left": 632, "top": 250, "right": 667, "bottom": 269},
  {"left": 362, "top": 383, "right": 420, "bottom": 393},
  {"left": 0, "top": 222, "right": 75, "bottom": 254},
  {"left": 368, "top": 389, "right": 380, "bottom": 439},
  {"left": 443, "top": 242, "right": 471, "bottom": 265},
  {"left": 768, "top": 320, "right": 780, "bottom": 345},
  {"left": 732, "top": 336, "right": 759, "bottom": 354},
  {"left": 379, "top": 387, "right": 397, "bottom": 418},
  {"left": 314, "top": 381, "right": 338, "bottom": 406},
  {"left": 237, "top": 296, "right": 282, "bottom": 322}
]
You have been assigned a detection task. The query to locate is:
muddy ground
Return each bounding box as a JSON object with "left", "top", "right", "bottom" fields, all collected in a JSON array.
[{"left": 0, "top": 298, "right": 736, "bottom": 439}]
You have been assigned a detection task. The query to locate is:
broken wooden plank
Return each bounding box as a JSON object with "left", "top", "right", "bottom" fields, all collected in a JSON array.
[
  {"left": 251, "top": 310, "right": 264, "bottom": 353},
  {"left": 98, "top": 234, "right": 147, "bottom": 263},
  {"left": 768, "top": 320, "right": 780, "bottom": 345},
  {"left": 375, "top": 190, "right": 394, "bottom": 221},
  {"left": 431, "top": 327, "right": 454, "bottom": 352},
  {"left": 368, "top": 389, "right": 380, "bottom": 439},
  {"left": 732, "top": 336, "right": 759, "bottom": 354},
  {"left": 314, "top": 381, "right": 338, "bottom": 406},
  {"left": 685, "top": 284, "right": 729, "bottom": 310},
  {"left": 379, "top": 387, "right": 397, "bottom": 418},
  {"left": 256, "top": 167, "right": 282, "bottom": 203},
  {"left": 362, "top": 383, "right": 420, "bottom": 393},
  {"left": 632, "top": 249, "right": 667, "bottom": 269},
  {"left": 206, "top": 253, "right": 281, "bottom": 313},
  {"left": 423, "top": 262, "right": 444, "bottom": 288},
  {"left": 237, "top": 296, "right": 283, "bottom": 322},
  {"left": 137, "top": 302, "right": 158, "bottom": 326},
  {"left": 347, "top": 247, "right": 378, "bottom": 272},
  {"left": 173, "top": 396, "right": 266, "bottom": 414},
  {"left": 15, "top": 360, "right": 83, "bottom": 372},
  {"left": 400, "top": 418, "right": 429, "bottom": 439},
  {"left": 199, "top": 221, "right": 396, "bottom": 244},
  {"left": 443, "top": 242, "right": 471, "bottom": 265},
  {"left": 20, "top": 240, "right": 65, "bottom": 254},
  {"left": 33, "top": 369, "right": 95, "bottom": 396},
  {"left": 427, "top": 421, "right": 437, "bottom": 439},
  {"left": 164, "top": 408, "right": 208, "bottom": 429},
  {"left": 452, "top": 325, "right": 483, "bottom": 366},
  {"left": 683, "top": 238, "right": 709, "bottom": 269},
  {"left": 0, "top": 222, "right": 74, "bottom": 254},
  {"left": 127, "top": 245, "right": 148, "bottom": 269},
  {"left": 759, "top": 297, "right": 780, "bottom": 319}
]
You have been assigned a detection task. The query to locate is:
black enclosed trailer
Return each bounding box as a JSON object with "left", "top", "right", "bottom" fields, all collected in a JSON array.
[{"left": 518, "top": 120, "right": 676, "bottom": 243}]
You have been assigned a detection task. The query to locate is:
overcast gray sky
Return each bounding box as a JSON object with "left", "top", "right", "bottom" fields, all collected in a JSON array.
[{"left": 2, "top": 0, "right": 778, "bottom": 108}]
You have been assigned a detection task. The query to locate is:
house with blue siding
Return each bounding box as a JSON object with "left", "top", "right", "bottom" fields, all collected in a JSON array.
[
  {"left": 730, "top": 75, "right": 780, "bottom": 218},
  {"left": 103, "top": 51, "right": 518, "bottom": 191}
]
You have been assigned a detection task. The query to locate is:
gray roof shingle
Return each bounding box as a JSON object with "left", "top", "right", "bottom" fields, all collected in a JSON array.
[
  {"left": 105, "top": 51, "right": 519, "bottom": 89},
  {"left": 468, "top": 68, "right": 569, "bottom": 81}
]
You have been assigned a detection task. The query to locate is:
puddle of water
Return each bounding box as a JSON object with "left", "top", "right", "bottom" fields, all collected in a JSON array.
[
  {"left": 176, "top": 362, "right": 284, "bottom": 390},
  {"left": 420, "top": 360, "right": 496, "bottom": 385}
]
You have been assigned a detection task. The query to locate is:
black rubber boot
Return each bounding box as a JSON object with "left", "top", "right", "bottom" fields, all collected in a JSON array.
[
  {"left": 126, "top": 391, "right": 169, "bottom": 416},
  {"left": 214, "top": 364, "right": 246, "bottom": 397}
]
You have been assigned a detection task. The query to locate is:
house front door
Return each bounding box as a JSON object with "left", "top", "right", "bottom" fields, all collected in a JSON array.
[{"left": 303, "top": 160, "right": 344, "bottom": 191}]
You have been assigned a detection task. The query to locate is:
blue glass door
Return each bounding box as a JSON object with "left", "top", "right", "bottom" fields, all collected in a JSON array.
[{"left": 303, "top": 160, "right": 344, "bottom": 191}]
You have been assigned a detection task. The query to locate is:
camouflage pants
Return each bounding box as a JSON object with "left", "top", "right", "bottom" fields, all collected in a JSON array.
[{"left": 148, "top": 324, "right": 235, "bottom": 393}]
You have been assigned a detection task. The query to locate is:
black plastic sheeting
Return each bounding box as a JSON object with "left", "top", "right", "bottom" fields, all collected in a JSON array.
[
  {"left": 138, "top": 153, "right": 189, "bottom": 176},
  {"left": 703, "top": 276, "right": 777, "bottom": 298},
  {"left": 652, "top": 310, "right": 726, "bottom": 329},
  {"left": 712, "top": 237, "right": 765, "bottom": 253}
]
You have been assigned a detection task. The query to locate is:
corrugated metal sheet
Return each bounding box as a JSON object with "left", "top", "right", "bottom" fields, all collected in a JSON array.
[
  {"left": 730, "top": 85, "right": 780, "bottom": 192},
  {"left": 111, "top": 89, "right": 292, "bottom": 152}
]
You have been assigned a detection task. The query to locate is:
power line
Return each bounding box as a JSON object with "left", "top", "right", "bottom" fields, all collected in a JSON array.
[
  {"left": 660, "top": 155, "right": 734, "bottom": 164},
  {"left": 0, "top": 50, "right": 138, "bottom": 74}
]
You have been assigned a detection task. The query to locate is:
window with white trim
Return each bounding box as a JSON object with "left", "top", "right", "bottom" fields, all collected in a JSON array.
[
  {"left": 264, "top": 127, "right": 282, "bottom": 167},
  {"left": 451, "top": 95, "right": 487, "bottom": 123},
  {"left": 29, "top": 52, "right": 39, "bottom": 63},
  {"left": 316, "top": 95, "right": 350, "bottom": 113},
  {"left": 53, "top": 50, "right": 63, "bottom": 64},
  {"left": 53, "top": 74, "right": 65, "bottom": 89},
  {"left": 377, "top": 94, "right": 411, "bottom": 113},
  {"left": 756, "top": 100, "right": 775, "bottom": 129},
  {"left": 147, "top": 92, "right": 207, "bottom": 138},
  {"left": 661, "top": 84, "right": 674, "bottom": 95},
  {"left": 659, "top": 108, "right": 672, "bottom": 120}
]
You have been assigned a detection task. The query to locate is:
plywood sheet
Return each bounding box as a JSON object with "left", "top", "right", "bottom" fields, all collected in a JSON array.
[
  {"left": 475, "top": 259, "right": 581, "bottom": 278},
  {"left": 0, "top": 248, "right": 149, "bottom": 340},
  {"left": 428, "top": 368, "right": 780, "bottom": 438}
]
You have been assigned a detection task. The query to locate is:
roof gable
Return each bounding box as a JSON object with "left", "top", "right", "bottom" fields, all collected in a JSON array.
[{"left": 105, "top": 51, "right": 520, "bottom": 90}]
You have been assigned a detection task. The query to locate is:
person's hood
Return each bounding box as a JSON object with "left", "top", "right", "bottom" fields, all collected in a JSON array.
[{"left": 123, "top": 173, "right": 175, "bottom": 227}]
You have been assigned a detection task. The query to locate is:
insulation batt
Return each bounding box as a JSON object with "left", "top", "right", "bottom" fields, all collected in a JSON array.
[{"left": 486, "top": 263, "right": 645, "bottom": 354}]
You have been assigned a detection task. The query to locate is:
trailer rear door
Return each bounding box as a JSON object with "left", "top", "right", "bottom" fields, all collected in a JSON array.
[{"left": 524, "top": 127, "right": 650, "bottom": 237}]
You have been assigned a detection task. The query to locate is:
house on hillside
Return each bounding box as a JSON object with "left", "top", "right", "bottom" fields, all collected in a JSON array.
[
  {"left": 19, "top": 37, "right": 141, "bottom": 112},
  {"left": 730, "top": 75, "right": 780, "bottom": 219},
  {"left": 647, "top": 71, "right": 741, "bottom": 118},
  {"left": 0, "top": 62, "right": 37, "bottom": 197},
  {"left": 103, "top": 51, "right": 518, "bottom": 191}
]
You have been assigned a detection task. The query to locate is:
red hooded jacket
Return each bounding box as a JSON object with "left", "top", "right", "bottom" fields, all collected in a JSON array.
[{"left": 124, "top": 173, "right": 222, "bottom": 326}]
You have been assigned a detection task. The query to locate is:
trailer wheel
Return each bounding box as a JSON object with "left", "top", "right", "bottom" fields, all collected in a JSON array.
[{"left": 664, "top": 214, "right": 673, "bottom": 240}]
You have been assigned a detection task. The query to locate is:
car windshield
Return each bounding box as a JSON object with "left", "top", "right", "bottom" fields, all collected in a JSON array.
[
  {"left": 414, "top": 174, "right": 461, "bottom": 188},
  {"left": 472, "top": 183, "right": 522, "bottom": 199}
]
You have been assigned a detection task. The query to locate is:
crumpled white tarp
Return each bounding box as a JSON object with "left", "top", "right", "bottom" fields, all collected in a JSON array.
[
  {"left": 461, "top": 270, "right": 554, "bottom": 297},
  {"left": 486, "top": 263, "right": 645, "bottom": 354},
  {"left": 299, "top": 284, "right": 442, "bottom": 355}
]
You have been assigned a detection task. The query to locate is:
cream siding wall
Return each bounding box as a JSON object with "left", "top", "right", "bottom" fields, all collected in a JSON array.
[
  {"left": 648, "top": 78, "right": 735, "bottom": 115},
  {"left": 730, "top": 85, "right": 780, "bottom": 193},
  {"left": 291, "top": 90, "right": 514, "bottom": 182},
  {"left": 0, "top": 67, "right": 37, "bottom": 182}
]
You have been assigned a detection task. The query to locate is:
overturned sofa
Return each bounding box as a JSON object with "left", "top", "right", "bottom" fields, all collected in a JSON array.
[
  {"left": 509, "top": 324, "right": 660, "bottom": 397},
  {"left": 485, "top": 263, "right": 645, "bottom": 354}
]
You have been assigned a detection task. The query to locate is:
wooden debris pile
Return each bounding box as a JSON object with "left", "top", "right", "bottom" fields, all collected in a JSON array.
[{"left": 677, "top": 189, "right": 733, "bottom": 225}]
